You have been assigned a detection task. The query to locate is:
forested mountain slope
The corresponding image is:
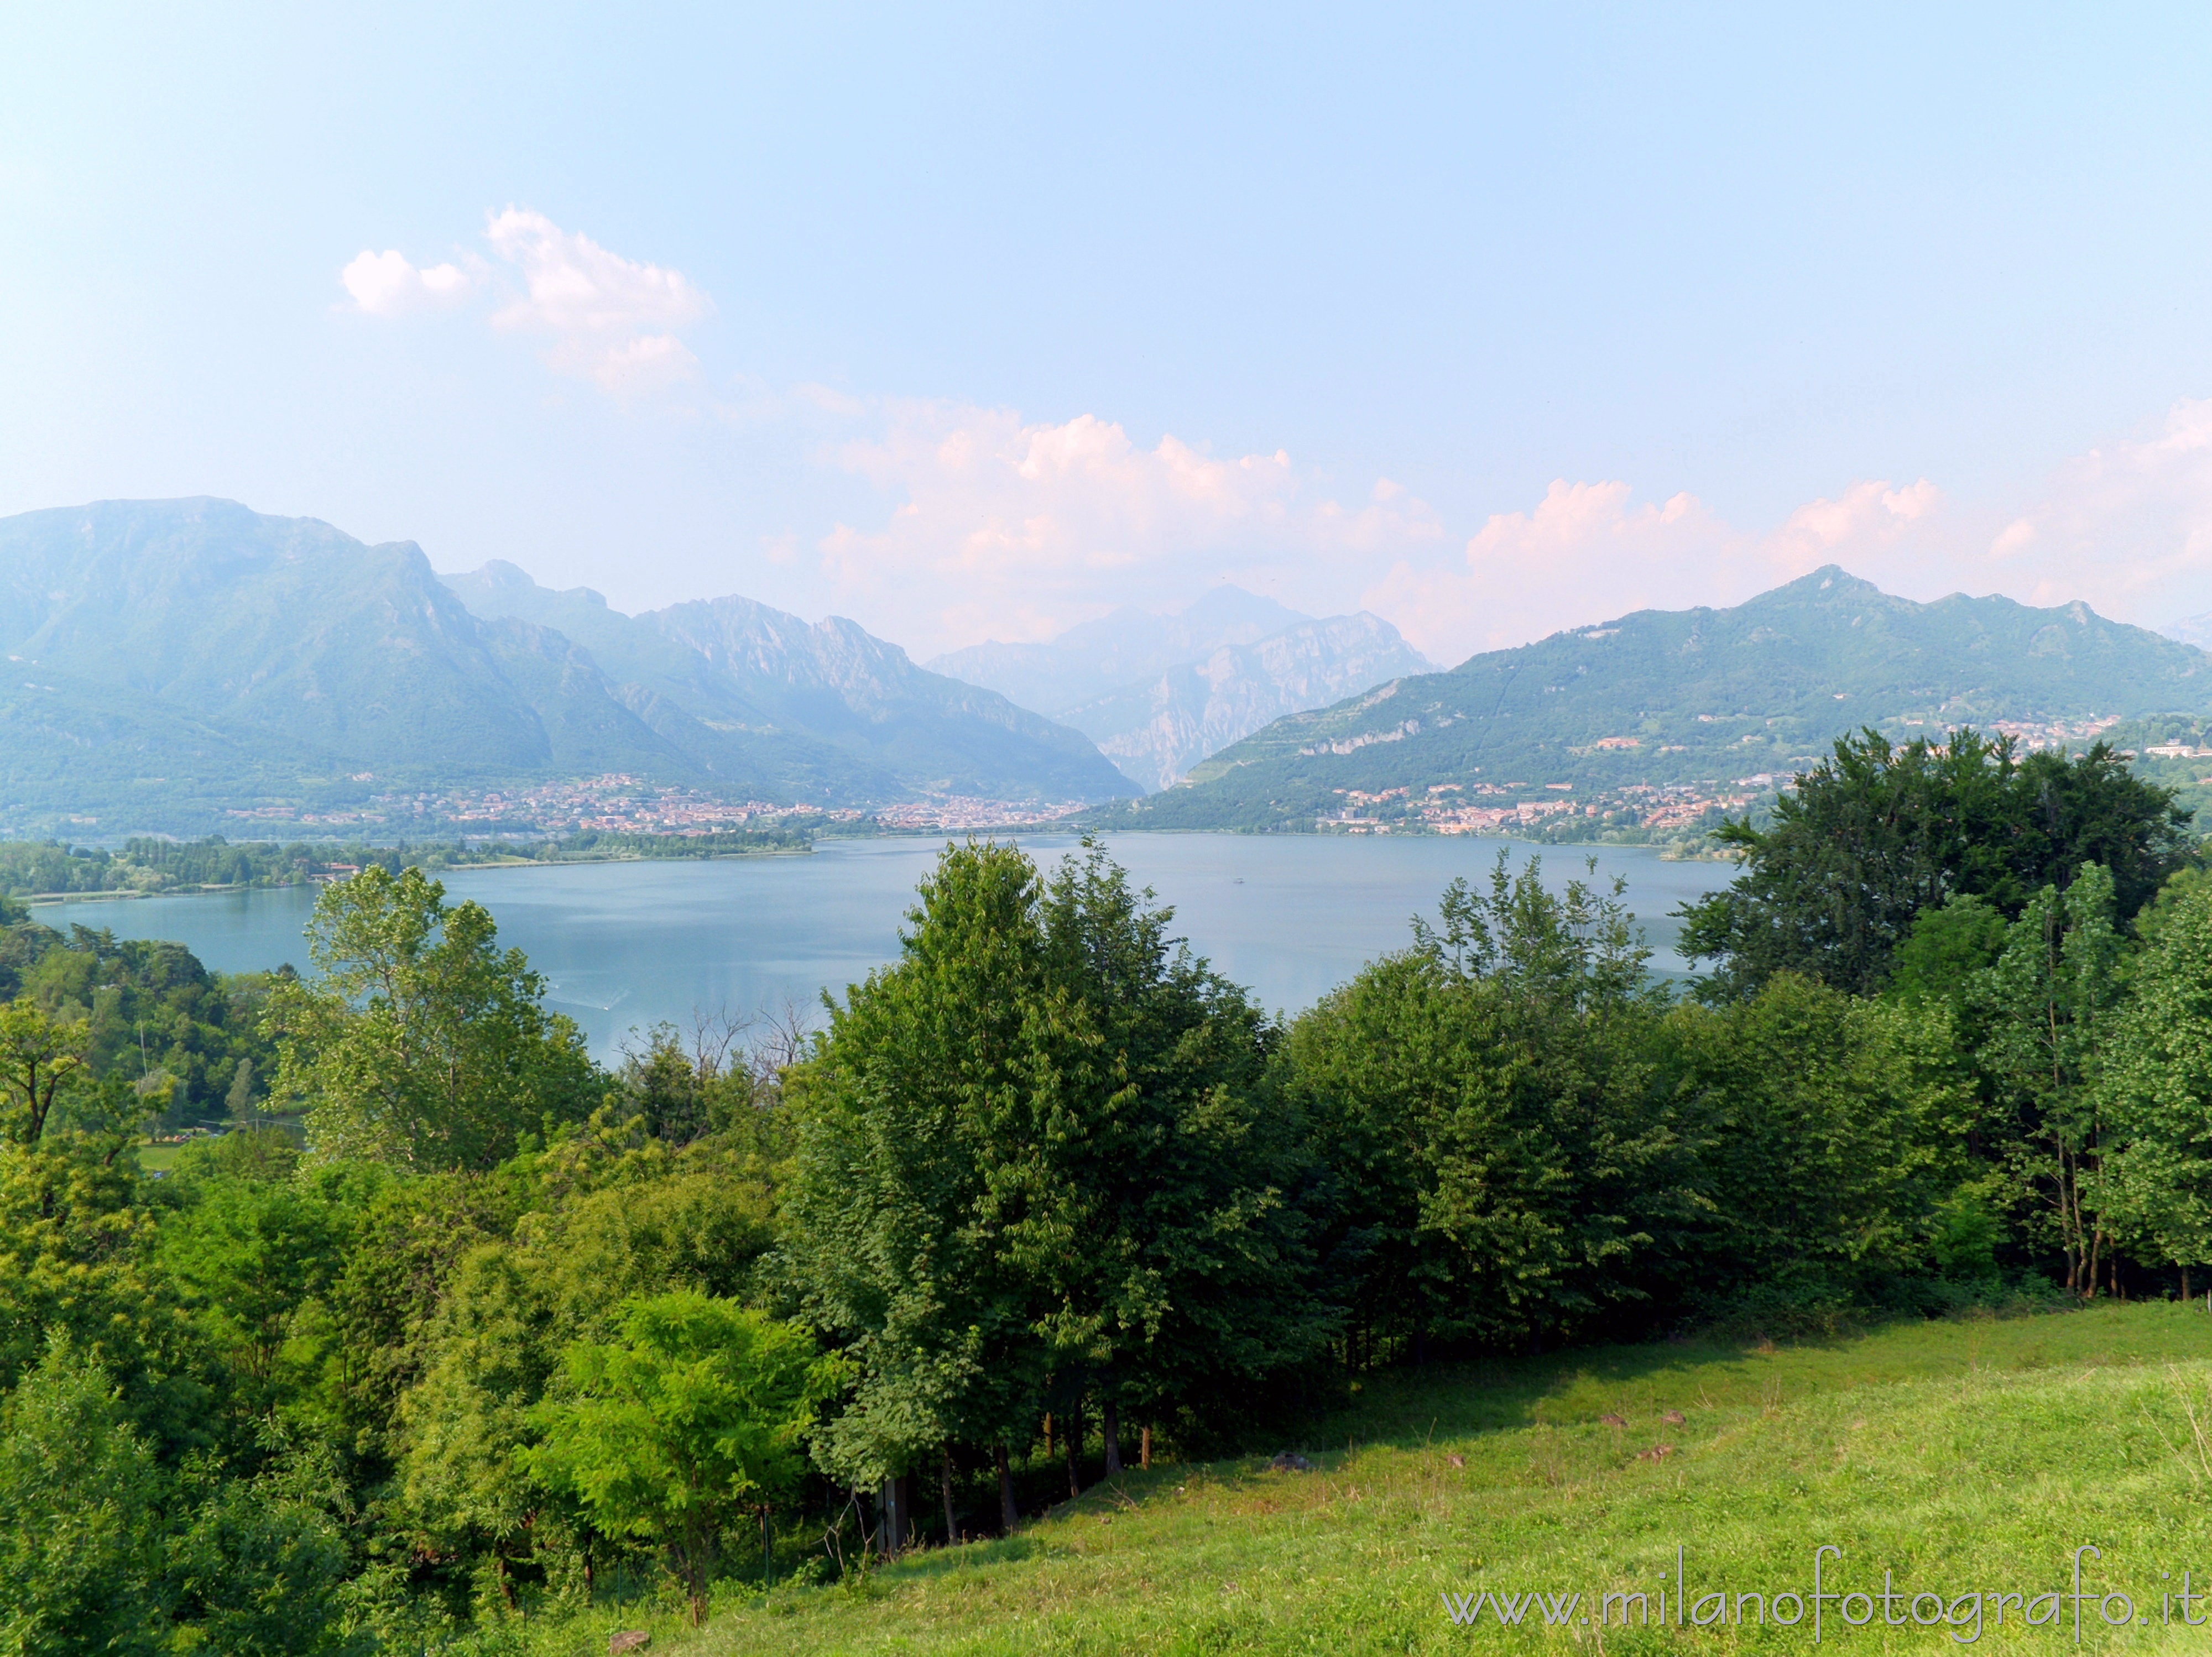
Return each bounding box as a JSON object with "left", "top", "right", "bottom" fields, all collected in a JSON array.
[
  {"left": 0, "top": 499, "right": 1130, "bottom": 832},
  {"left": 441, "top": 560, "right": 1128, "bottom": 803},
  {"left": 1120, "top": 567, "right": 2212, "bottom": 829}
]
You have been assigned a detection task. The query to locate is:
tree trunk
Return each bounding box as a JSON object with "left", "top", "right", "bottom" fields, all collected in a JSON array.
[
  {"left": 1102, "top": 1396, "right": 1122, "bottom": 1476},
  {"left": 942, "top": 1444, "right": 959, "bottom": 1543},
  {"left": 1141, "top": 1424, "right": 1152, "bottom": 1471},
  {"left": 2185, "top": 1264, "right": 2193, "bottom": 1303},
  {"left": 1065, "top": 1396, "right": 1084, "bottom": 1499},
  {"left": 996, "top": 1442, "right": 1019, "bottom": 1534},
  {"left": 879, "top": 1475, "right": 907, "bottom": 1557},
  {"left": 761, "top": 1504, "right": 772, "bottom": 1584},
  {"left": 1042, "top": 1412, "right": 1052, "bottom": 1459}
]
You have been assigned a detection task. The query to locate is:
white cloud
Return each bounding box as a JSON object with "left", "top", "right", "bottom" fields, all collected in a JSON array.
[
  {"left": 337, "top": 209, "right": 710, "bottom": 395},
  {"left": 815, "top": 401, "right": 1444, "bottom": 655},
  {"left": 1361, "top": 474, "right": 1951, "bottom": 662},
  {"left": 1350, "top": 398, "right": 2212, "bottom": 665},
  {"left": 589, "top": 333, "right": 701, "bottom": 395},
  {"left": 1961, "top": 398, "right": 2212, "bottom": 619},
  {"left": 339, "top": 249, "right": 474, "bottom": 315},
  {"left": 483, "top": 208, "right": 711, "bottom": 339}
]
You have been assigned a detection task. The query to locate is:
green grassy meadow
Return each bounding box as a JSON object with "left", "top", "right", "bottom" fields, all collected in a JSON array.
[{"left": 517, "top": 1304, "right": 2212, "bottom": 1656}]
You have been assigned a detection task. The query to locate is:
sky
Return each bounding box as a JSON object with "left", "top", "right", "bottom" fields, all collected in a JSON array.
[{"left": 6, "top": 4, "right": 2212, "bottom": 664}]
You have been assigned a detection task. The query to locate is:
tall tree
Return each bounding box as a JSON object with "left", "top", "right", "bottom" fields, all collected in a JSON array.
[
  {"left": 781, "top": 841, "right": 1065, "bottom": 1502},
  {"left": 1658, "top": 973, "right": 1973, "bottom": 1298},
  {"left": 1679, "top": 729, "right": 2188, "bottom": 998},
  {"left": 267, "top": 866, "right": 601, "bottom": 1170},
  {"left": 2096, "top": 875, "right": 2212, "bottom": 1290},
  {"left": 1970, "top": 865, "right": 2128, "bottom": 1294},
  {"left": 1026, "top": 843, "right": 1322, "bottom": 1471},
  {"left": 1286, "top": 856, "right": 1685, "bottom": 1359}
]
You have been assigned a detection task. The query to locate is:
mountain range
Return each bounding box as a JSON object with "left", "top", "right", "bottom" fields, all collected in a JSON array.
[
  {"left": 927, "top": 588, "right": 1433, "bottom": 790},
  {"left": 1117, "top": 567, "right": 2212, "bottom": 829},
  {"left": 0, "top": 498, "right": 1130, "bottom": 834},
  {"left": 9, "top": 500, "right": 2208, "bottom": 843}
]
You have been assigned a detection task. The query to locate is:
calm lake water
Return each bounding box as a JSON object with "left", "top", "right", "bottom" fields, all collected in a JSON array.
[{"left": 48, "top": 835, "right": 1738, "bottom": 1059}]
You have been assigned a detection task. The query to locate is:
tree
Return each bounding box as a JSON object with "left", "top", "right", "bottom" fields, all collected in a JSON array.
[
  {"left": 1658, "top": 974, "right": 1973, "bottom": 1299},
  {"left": 1286, "top": 856, "right": 1686, "bottom": 1358},
  {"left": 395, "top": 1142, "right": 784, "bottom": 1598},
  {"left": 782, "top": 841, "right": 1065, "bottom": 1509},
  {"left": 158, "top": 1172, "right": 352, "bottom": 1401},
  {"left": 267, "top": 865, "right": 602, "bottom": 1170},
  {"left": 1679, "top": 729, "right": 2189, "bottom": 999},
  {"left": 0, "top": 1340, "right": 169, "bottom": 1656},
  {"left": 0, "top": 996, "right": 88, "bottom": 1147},
  {"left": 529, "top": 1292, "right": 839, "bottom": 1623},
  {"left": 168, "top": 1428, "right": 368, "bottom": 1657},
  {"left": 786, "top": 839, "right": 1318, "bottom": 1518},
  {"left": 1969, "top": 865, "right": 2127, "bottom": 1294},
  {"left": 2096, "top": 875, "right": 2212, "bottom": 1292},
  {"left": 1027, "top": 843, "right": 1322, "bottom": 1471},
  {"left": 226, "top": 1056, "right": 258, "bottom": 1122}
]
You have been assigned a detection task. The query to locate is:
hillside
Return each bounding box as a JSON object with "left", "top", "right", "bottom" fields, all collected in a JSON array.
[
  {"left": 1116, "top": 567, "right": 2212, "bottom": 832},
  {"left": 0, "top": 500, "right": 1130, "bottom": 834},
  {"left": 441, "top": 560, "right": 1130, "bottom": 806},
  {"left": 928, "top": 586, "right": 1433, "bottom": 790},
  {"left": 512, "top": 1304, "right": 2212, "bottom": 1655},
  {"left": 1065, "top": 613, "right": 1439, "bottom": 790}
]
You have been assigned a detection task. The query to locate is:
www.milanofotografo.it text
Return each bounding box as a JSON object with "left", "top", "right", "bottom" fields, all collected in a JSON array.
[{"left": 1442, "top": 1546, "right": 2205, "bottom": 1642}]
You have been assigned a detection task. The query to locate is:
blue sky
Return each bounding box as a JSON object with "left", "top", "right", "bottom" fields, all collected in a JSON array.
[{"left": 6, "top": 4, "right": 2212, "bottom": 661}]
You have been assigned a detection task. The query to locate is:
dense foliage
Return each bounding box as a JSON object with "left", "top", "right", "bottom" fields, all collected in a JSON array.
[
  {"left": 0, "top": 764, "right": 2208, "bottom": 1648},
  {"left": 1679, "top": 728, "right": 2192, "bottom": 997},
  {"left": 0, "top": 829, "right": 811, "bottom": 900}
]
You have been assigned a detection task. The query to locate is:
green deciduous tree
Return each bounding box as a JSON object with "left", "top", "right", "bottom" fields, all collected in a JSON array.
[
  {"left": 0, "top": 1340, "right": 169, "bottom": 1656},
  {"left": 1679, "top": 729, "right": 2188, "bottom": 998},
  {"left": 1287, "top": 856, "right": 1686, "bottom": 1358},
  {"left": 2096, "top": 875, "right": 2212, "bottom": 1293},
  {"left": 268, "top": 866, "right": 601, "bottom": 1170},
  {"left": 168, "top": 1428, "right": 368, "bottom": 1657},
  {"left": 782, "top": 841, "right": 1063, "bottom": 1506},
  {"left": 1660, "top": 973, "right": 1974, "bottom": 1298},
  {"left": 0, "top": 995, "right": 88, "bottom": 1147},
  {"left": 786, "top": 840, "right": 1317, "bottom": 1515},
  {"left": 529, "top": 1292, "right": 838, "bottom": 1623},
  {"left": 158, "top": 1169, "right": 354, "bottom": 1402},
  {"left": 1025, "top": 844, "right": 1321, "bottom": 1473},
  {"left": 1970, "top": 865, "right": 2128, "bottom": 1295}
]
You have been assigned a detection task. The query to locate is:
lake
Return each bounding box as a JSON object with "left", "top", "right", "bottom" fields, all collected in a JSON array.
[{"left": 48, "top": 834, "right": 1739, "bottom": 1059}]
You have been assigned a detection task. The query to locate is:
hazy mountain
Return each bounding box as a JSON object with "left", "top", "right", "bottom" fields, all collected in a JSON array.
[
  {"left": 1119, "top": 567, "right": 2212, "bottom": 829},
  {"left": 0, "top": 499, "right": 1130, "bottom": 833},
  {"left": 441, "top": 561, "right": 1128, "bottom": 802},
  {"left": 927, "top": 586, "right": 1433, "bottom": 789},
  {"left": 2159, "top": 610, "right": 2212, "bottom": 651},
  {"left": 1062, "top": 614, "right": 1439, "bottom": 790},
  {"left": 927, "top": 586, "right": 1317, "bottom": 715}
]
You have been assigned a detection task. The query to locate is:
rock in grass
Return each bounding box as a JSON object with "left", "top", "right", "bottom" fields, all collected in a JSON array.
[
  {"left": 1270, "top": 1452, "right": 1316, "bottom": 1472},
  {"left": 1598, "top": 1412, "right": 1627, "bottom": 1426},
  {"left": 610, "top": 1634, "right": 651, "bottom": 1655},
  {"left": 1662, "top": 1409, "right": 1686, "bottom": 1425}
]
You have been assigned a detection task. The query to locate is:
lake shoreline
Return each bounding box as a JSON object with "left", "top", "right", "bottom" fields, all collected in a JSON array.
[{"left": 45, "top": 835, "right": 1739, "bottom": 1061}]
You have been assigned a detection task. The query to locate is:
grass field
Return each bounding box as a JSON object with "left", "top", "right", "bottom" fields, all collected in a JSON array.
[{"left": 509, "top": 1304, "right": 2212, "bottom": 1656}]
